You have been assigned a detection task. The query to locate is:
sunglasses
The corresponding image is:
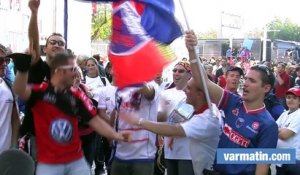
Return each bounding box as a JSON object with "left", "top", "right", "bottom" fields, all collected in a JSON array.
[
  {"left": 48, "top": 40, "right": 65, "bottom": 47},
  {"left": 172, "top": 68, "right": 186, "bottom": 73},
  {"left": 57, "top": 65, "right": 78, "bottom": 72},
  {"left": 0, "top": 57, "right": 10, "bottom": 65},
  {"left": 253, "top": 64, "right": 271, "bottom": 77}
]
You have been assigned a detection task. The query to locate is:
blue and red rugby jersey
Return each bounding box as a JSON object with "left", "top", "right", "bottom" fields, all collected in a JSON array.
[{"left": 214, "top": 90, "right": 278, "bottom": 175}]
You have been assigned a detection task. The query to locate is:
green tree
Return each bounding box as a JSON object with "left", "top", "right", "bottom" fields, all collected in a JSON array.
[
  {"left": 267, "top": 17, "right": 300, "bottom": 42},
  {"left": 91, "top": 4, "right": 112, "bottom": 41}
]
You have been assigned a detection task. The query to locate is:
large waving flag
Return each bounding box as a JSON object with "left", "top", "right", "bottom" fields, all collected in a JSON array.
[
  {"left": 79, "top": 0, "right": 183, "bottom": 87},
  {"left": 79, "top": 0, "right": 182, "bottom": 44},
  {"left": 124, "top": 0, "right": 182, "bottom": 44},
  {"left": 110, "top": 1, "right": 180, "bottom": 87}
]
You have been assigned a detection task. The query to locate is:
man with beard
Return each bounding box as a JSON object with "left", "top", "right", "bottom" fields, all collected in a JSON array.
[{"left": 185, "top": 31, "right": 278, "bottom": 175}]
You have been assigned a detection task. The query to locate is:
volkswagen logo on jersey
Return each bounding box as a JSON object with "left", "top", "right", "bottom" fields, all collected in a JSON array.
[{"left": 50, "top": 119, "right": 73, "bottom": 144}]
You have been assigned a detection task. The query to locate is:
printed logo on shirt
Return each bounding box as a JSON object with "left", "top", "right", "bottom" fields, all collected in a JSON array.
[
  {"left": 105, "top": 97, "right": 111, "bottom": 101},
  {"left": 235, "top": 117, "right": 245, "bottom": 128},
  {"left": 246, "top": 125, "right": 258, "bottom": 134},
  {"left": 251, "top": 122, "right": 260, "bottom": 130},
  {"left": 223, "top": 123, "right": 250, "bottom": 147},
  {"left": 43, "top": 93, "right": 57, "bottom": 104},
  {"left": 50, "top": 119, "right": 73, "bottom": 144},
  {"left": 232, "top": 108, "right": 239, "bottom": 116}
]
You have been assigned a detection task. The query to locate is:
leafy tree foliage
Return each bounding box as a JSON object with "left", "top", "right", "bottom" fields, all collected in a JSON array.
[
  {"left": 267, "top": 17, "right": 300, "bottom": 42},
  {"left": 91, "top": 4, "right": 112, "bottom": 41}
]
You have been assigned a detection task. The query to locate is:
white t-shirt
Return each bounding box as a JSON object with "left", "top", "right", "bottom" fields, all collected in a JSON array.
[
  {"left": 181, "top": 104, "right": 222, "bottom": 175},
  {"left": 276, "top": 109, "right": 300, "bottom": 160},
  {"left": 97, "top": 85, "right": 117, "bottom": 117},
  {"left": 0, "top": 78, "right": 14, "bottom": 153},
  {"left": 159, "top": 88, "right": 192, "bottom": 160},
  {"left": 85, "top": 76, "right": 110, "bottom": 102},
  {"left": 115, "top": 82, "right": 159, "bottom": 161}
]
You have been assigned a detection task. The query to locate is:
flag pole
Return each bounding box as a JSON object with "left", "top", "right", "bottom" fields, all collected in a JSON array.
[{"left": 178, "top": 0, "right": 215, "bottom": 117}]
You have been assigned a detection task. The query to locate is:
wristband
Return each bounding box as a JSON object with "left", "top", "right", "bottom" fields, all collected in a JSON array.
[
  {"left": 189, "top": 59, "right": 197, "bottom": 64},
  {"left": 8, "top": 53, "right": 31, "bottom": 72},
  {"left": 138, "top": 118, "right": 144, "bottom": 126}
]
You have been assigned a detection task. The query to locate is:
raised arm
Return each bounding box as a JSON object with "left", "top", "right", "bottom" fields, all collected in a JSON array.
[
  {"left": 185, "top": 31, "right": 224, "bottom": 105},
  {"left": 11, "top": 53, "right": 33, "bottom": 101},
  {"left": 13, "top": 71, "right": 32, "bottom": 101},
  {"left": 28, "top": 0, "right": 40, "bottom": 65}
]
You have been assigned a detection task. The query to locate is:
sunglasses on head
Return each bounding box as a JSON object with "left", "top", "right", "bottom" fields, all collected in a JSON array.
[
  {"left": 48, "top": 40, "right": 65, "bottom": 47},
  {"left": 0, "top": 57, "right": 10, "bottom": 65},
  {"left": 172, "top": 68, "right": 186, "bottom": 73},
  {"left": 253, "top": 64, "right": 271, "bottom": 77},
  {"left": 57, "top": 65, "right": 78, "bottom": 72}
]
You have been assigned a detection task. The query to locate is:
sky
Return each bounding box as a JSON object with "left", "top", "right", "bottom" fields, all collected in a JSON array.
[{"left": 174, "top": 0, "right": 300, "bottom": 35}]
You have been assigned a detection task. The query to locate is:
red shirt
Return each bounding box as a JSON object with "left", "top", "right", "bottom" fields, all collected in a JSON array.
[
  {"left": 275, "top": 72, "right": 290, "bottom": 98},
  {"left": 218, "top": 75, "right": 226, "bottom": 89},
  {"left": 30, "top": 83, "right": 97, "bottom": 163}
]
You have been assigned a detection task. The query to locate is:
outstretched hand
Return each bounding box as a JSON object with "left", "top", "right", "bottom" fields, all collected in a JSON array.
[
  {"left": 28, "top": 0, "right": 40, "bottom": 13},
  {"left": 117, "top": 131, "right": 132, "bottom": 142}
]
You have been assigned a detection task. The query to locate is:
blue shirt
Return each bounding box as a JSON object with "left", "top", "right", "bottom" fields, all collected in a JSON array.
[
  {"left": 5, "top": 62, "right": 15, "bottom": 82},
  {"left": 214, "top": 91, "right": 278, "bottom": 175}
]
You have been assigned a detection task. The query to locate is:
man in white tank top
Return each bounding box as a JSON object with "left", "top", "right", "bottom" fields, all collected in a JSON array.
[{"left": 0, "top": 44, "right": 20, "bottom": 153}]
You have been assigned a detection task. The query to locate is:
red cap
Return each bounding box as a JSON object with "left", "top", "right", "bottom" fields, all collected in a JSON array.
[{"left": 286, "top": 87, "right": 300, "bottom": 97}]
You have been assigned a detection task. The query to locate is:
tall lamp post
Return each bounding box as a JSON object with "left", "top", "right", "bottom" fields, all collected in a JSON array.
[{"left": 262, "top": 28, "right": 280, "bottom": 61}]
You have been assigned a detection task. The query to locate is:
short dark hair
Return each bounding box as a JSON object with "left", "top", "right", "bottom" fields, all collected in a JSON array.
[
  {"left": 45, "top": 33, "right": 64, "bottom": 47},
  {"left": 226, "top": 66, "right": 244, "bottom": 76},
  {"left": 250, "top": 65, "right": 275, "bottom": 90},
  {"left": 50, "top": 52, "right": 74, "bottom": 75},
  {"left": 92, "top": 54, "right": 100, "bottom": 62}
]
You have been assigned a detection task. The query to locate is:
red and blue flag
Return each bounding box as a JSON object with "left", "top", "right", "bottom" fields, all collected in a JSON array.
[{"left": 79, "top": 0, "right": 183, "bottom": 87}]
